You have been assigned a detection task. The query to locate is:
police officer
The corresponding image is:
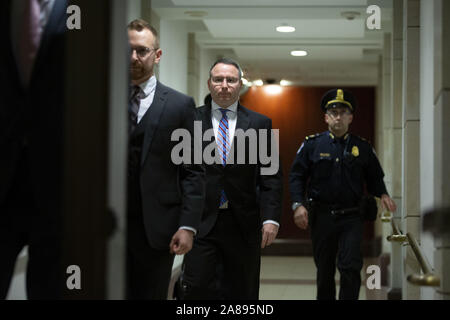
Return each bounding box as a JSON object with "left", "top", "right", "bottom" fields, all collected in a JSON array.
[{"left": 289, "top": 88, "right": 396, "bottom": 300}]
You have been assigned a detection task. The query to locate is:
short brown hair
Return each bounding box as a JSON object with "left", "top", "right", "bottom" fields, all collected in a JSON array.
[{"left": 128, "top": 19, "right": 160, "bottom": 49}]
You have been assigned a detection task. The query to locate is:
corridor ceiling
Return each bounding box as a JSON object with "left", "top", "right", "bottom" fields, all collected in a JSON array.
[{"left": 152, "top": 0, "right": 393, "bottom": 86}]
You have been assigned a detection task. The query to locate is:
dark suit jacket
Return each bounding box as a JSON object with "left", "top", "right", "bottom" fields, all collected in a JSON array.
[
  {"left": 0, "top": 0, "right": 67, "bottom": 222},
  {"left": 132, "top": 81, "right": 205, "bottom": 250},
  {"left": 196, "top": 102, "right": 282, "bottom": 243}
]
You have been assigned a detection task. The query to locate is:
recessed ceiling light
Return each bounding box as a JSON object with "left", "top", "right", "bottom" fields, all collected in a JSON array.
[
  {"left": 264, "top": 85, "right": 282, "bottom": 95},
  {"left": 253, "top": 79, "right": 264, "bottom": 86},
  {"left": 276, "top": 24, "right": 295, "bottom": 33},
  {"left": 280, "top": 80, "right": 292, "bottom": 86},
  {"left": 291, "top": 50, "right": 308, "bottom": 57}
]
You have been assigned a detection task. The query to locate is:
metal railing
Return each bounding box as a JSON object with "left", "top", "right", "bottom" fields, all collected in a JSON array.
[{"left": 383, "top": 211, "right": 440, "bottom": 287}]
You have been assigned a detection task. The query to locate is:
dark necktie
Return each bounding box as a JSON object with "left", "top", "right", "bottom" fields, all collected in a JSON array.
[{"left": 129, "top": 85, "right": 144, "bottom": 132}]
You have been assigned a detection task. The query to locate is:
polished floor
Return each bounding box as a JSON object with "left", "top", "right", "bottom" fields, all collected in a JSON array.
[
  {"left": 8, "top": 249, "right": 387, "bottom": 300},
  {"left": 259, "top": 256, "right": 388, "bottom": 300}
]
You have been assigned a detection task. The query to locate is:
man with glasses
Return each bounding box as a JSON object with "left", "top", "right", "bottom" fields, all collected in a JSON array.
[
  {"left": 289, "top": 88, "right": 396, "bottom": 300},
  {"left": 181, "top": 58, "right": 283, "bottom": 300},
  {"left": 126, "top": 19, "right": 205, "bottom": 299}
]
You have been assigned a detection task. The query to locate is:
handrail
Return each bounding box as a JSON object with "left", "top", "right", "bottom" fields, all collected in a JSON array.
[
  {"left": 381, "top": 210, "right": 392, "bottom": 222},
  {"left": 383, "top": 212, "right": 440, "bottom": 287},
  {"left": 386, "top": 217, "right": 407, "bottom": 243}
]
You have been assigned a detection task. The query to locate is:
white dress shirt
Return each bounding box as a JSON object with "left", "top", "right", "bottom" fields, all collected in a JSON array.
[{"left": 135, "top": 75, "right": 157, "bottom": 123}]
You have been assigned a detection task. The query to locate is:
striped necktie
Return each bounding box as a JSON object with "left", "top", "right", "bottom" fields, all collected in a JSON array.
[{"left": 218, "top": 108, "right": 230, "bottom": 208}]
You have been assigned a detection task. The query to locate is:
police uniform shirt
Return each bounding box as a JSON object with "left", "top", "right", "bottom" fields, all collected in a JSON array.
[{"left": 289, "top": 131, "right": 388, "bottom": 208}]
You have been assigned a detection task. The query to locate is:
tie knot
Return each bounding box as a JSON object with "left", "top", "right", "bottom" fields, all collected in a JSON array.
[
  {"left": 219, "top": 108, "right": 230, "bottom": 118},
  {"left": 131, "top": 85, "right": 145, "bottom": 100}
]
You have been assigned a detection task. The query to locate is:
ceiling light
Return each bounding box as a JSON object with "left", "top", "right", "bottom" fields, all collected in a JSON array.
[
  {"left": 280, "top": 80, "right": 292, "bottom": 86},
  {"left": 276, "top": 24, "right": 296, "bottom": 33},
  {"left": 253, "top": 79, "right": 264, "bottom": 86},
  {"left": 291, "top": 50, "right": 308, "bottom": 57},
  {"left": 264, "top": 85, "right": 282, "bottom": 95},
  {"left": 242, "top": 78, "right": 252, "bottom": 87}
]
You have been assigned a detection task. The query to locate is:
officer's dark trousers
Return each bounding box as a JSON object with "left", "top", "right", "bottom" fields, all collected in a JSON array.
[{"left": 310, "top": 208, "right": 363, "bottom": 300}]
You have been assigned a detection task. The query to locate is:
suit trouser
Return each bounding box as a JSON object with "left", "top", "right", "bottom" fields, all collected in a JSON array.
[
  {"left": 126, "top": 212, "right": 175, "bottom": 300},
  {"left": 310, "top": 207, "right": 364, "bottom": 300},
  {"left": 182, "top": 209, "right": 261, "bottom": 300},
  {"left": 0, "top": 151, "right": 62, "bottom": 300}
]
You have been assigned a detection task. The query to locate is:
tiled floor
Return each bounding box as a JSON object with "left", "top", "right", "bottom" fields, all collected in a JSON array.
[{"left": 259, "top": 256, "right": 388, "bottom": 300}]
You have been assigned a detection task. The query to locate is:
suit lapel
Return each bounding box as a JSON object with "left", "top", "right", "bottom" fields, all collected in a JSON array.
[
  {"left": 235, "top": 103, "right": 250, "bottom": 132},
  {"left": 33, "top": 0, "right": 68, "bottom": 79},
  {"left": 201, "top": 103, "right": 214, "bottom": 134},
  {"left": 140, "top": 81, "right": 168, "bottom": 166},
  {"left": 227, "top": 104, "right": 251, "bottom": 167},
  {"left": 2, "top": 0, "right": 22, "bottom": 93}
]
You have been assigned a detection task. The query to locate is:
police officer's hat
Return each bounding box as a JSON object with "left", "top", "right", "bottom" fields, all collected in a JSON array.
[{"left": 320, "top": 88, "right": 357, "bottom": 113}]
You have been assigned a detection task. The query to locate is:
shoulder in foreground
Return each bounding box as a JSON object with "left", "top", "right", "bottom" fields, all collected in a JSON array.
[
  {"left": 196, "top": 104, "right": 208, "bottom": 112},
  {"left": 239, "top": 104, "right": 271, "bottom": 121},
  {"left": 157, "top": 81, "right": 194, "bottom": 101}
]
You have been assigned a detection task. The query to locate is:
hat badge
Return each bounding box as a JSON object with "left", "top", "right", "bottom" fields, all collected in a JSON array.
[
  {"left": 336, "top": 89, "right": 344, "bottom": 102},
  {"left": 351, "top": 146, "right": 359, "bottom": 157}
]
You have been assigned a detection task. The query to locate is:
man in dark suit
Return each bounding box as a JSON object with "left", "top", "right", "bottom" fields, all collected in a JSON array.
[
  {"left": 0, "top": 0, "right": 68, "bottom": 299},
  {"left": 126, "top": 19, "right": 205, "bottom": 300},
  {"left": 181, "top": 58, "right": 283, "bottom": 300}
]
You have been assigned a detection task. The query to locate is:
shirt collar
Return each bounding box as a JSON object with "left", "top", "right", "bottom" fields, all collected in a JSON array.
[
  {"left": 211, "top": 99, "right": 238, "bottom": 114},
  {"left": 328, "top": 131, "right": 349, "bottom": 142},
  {"left": 136, "top": 75, "right": 157, "bottom": 98}
]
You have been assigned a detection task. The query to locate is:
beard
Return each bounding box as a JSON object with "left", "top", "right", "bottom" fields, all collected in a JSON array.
[
  {"left": 130, "top": 65, "right": 144, "bottom": 80},
  {"left": 130, "top": 63, "right": 152, "bottom": 81}
]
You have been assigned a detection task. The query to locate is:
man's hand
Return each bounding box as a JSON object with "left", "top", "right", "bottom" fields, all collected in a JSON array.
[
  {"left": 380, "top": 194, "right": 397, "bottom": 212},
  {"left": 293, "top": 205, "right": 309, "bottom": 230},
  {"left": 169, "top": 229, "right": 194, "bottom": 255},
  {"left": 261, "top": 223, "right": 279, "bottom": 248}
]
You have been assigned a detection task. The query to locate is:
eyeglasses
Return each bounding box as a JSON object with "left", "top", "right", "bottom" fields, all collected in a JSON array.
[
  {"left": 131, "top": 46, "right": 157, "bottom": 58},
  {"left": 327, "top": 110, "right": 351, "bottom": 118},
  {"left": 210, "top": 76, "right": 240, "bottom": 85}
]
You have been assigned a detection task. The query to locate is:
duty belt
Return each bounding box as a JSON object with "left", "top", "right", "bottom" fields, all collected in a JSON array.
[
  {"left": 330, "top": 207, "right": 360, "bottom": 216},
  {"left": 314, "top": 202, "right": 360, "bottom": 217}
]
